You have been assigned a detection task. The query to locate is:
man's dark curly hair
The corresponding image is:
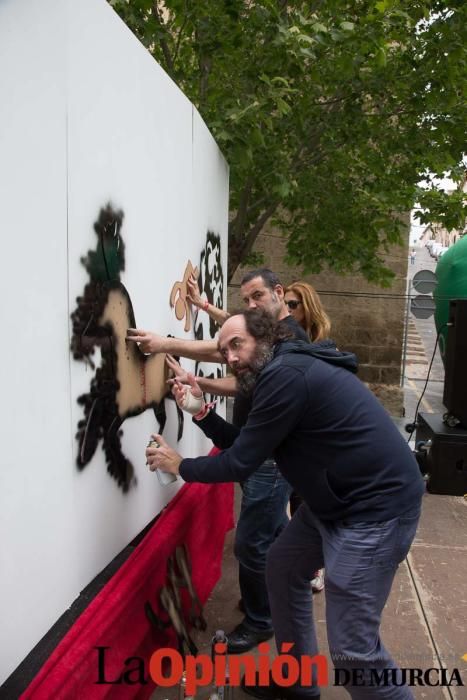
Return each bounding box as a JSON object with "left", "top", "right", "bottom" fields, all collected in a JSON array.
[{"left": 229, "top": 308, "right": 293, "bottom": 345}]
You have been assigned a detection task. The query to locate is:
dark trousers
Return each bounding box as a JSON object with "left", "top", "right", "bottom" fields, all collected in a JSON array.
[
  {"left": 266, "top": 502, "right": 421, "bottom": 698},
  {"left": 234, "top": 459, "right": 292, "bottom": 630}
]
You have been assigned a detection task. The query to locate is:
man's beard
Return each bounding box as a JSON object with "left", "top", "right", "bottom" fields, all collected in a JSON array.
[{"left": 233, "top": 342, "right": 274, "bottom": 395}]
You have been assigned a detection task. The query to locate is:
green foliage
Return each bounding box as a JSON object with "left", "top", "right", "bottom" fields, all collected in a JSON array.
[
  {"left": 109, "top": 0, "right": 467, "bottom": 284},
  {"left": 243, "top": 250, "right": 266, "bottom": 268}
]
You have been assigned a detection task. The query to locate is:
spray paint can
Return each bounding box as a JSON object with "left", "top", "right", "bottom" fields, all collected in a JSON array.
[
  {"left": 209, "top": 630, "right": 231, "bottom": 700},
  {"left": 147, "top": 440, "right": 177, "bottom": 486}
]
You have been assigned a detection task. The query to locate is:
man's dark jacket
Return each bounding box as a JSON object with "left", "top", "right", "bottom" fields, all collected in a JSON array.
[{"left": 180, "top": 340, "right": 425, "bottom": 522}]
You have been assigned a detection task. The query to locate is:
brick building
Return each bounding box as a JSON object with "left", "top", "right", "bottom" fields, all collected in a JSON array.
[{"left": 228, "top": 221, "right": 410, "bottom": 416}]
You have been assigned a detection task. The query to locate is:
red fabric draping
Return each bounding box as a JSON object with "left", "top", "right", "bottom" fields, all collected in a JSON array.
[{"left": 21, "top": 477, "right": 234, "bottom": 700}]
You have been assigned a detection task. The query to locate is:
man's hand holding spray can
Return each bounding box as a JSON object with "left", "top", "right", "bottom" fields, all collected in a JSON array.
[{"left": 146, "top": 439, "right": 178, "bottom": 485}]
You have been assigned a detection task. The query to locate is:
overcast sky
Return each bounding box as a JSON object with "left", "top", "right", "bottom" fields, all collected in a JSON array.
[{"left": 409, "top": 175, "right": 457, "bottom": 245}]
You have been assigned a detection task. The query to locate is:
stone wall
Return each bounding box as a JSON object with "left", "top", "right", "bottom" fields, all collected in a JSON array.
[{"left": 228, "top": 221, "right": 410, "bottom": 416}]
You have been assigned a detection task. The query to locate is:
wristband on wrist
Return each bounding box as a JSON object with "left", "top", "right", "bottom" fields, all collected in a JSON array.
[
  {"left": 194, "top": 401, "right": 216, "bottom": 421},
  {"left": 202, "top": 299, "right": 210, "bottom": 312}
]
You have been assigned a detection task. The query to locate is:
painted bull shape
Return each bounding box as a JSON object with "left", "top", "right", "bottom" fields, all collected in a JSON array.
[{"left": 71, "top": 204, "right": 182, "bottom": 491}]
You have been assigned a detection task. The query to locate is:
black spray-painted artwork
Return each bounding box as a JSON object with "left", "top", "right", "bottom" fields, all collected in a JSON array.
[
  {"left": 70, "top": 204, "right": 182, "bottom": 492},
  {"left": 193, "top": 232, "right": 225, "bottom": 403}
]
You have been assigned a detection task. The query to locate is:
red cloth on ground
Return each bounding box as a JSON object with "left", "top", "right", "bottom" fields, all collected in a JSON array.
[{"left": 21, "top": 479, "right": 234, "bottom": 700}]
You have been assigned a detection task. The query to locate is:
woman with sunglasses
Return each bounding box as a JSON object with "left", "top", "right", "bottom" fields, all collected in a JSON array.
[
  {"left": 284, "top": 281, "right": 331, "bottom": 342},
  {"left": 284, "top": 281, "right": 331, "bottom": 593}
]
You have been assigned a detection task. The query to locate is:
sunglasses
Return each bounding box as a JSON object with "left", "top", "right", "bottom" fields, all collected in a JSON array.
[{"left": 285, "top": 300, "right": 302, "bottom": 310}]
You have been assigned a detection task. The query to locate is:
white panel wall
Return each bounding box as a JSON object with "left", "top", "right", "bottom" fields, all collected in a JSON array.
[{"left": 0, "top": 0, "right": 228, "bottom": 682}]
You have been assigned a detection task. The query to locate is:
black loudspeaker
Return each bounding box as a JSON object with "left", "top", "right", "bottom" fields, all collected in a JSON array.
[
  {"left": 443, "top": 299, "right": 467, "bottom": 428},
  {"left": 415, "top": 412, "right": 467, "bottom": 496}
]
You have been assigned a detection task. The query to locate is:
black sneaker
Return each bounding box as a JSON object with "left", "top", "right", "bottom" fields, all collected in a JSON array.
[{"left": 226, "top": 622, "right": 274, "bottom": 653}]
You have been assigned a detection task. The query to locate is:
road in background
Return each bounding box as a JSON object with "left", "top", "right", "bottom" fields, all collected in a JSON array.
[{"left": 403, "top": 243, "right": 445, "bottom": 422}]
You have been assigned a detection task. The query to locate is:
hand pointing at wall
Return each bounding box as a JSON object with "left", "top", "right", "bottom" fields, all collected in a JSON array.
[{"left": 126, "top": 328, "right": 167, "bottom": 354}]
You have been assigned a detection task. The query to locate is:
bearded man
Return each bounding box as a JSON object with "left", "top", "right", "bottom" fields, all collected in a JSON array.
[
  {"left": 147, "top": 309, "right": 425, "bottom": 700},
  {"left": 128, "top": 269, "right": 310, "bottom": 653}
]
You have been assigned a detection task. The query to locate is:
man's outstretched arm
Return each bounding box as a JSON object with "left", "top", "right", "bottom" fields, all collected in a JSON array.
[{"left": 126, "top": 328, "right": 222, "bottom": 362}]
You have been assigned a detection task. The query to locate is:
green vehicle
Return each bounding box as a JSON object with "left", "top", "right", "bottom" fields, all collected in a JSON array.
[{"left": 434, "top": 235, "right": 467, "bottom": 365}]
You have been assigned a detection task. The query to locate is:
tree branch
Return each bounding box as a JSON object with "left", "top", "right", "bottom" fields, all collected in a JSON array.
[
  {"left": 244, "top": 194, "right": 272, "bottom": 219},
  {"left": 240, "top": 201, "right": 280, "bottom": 259},
  {"left": 311, "top": 92, "right": 361, "bottom": 107},
  {"left": 228, "top": 201, "right": 280, "bottom": 281},
  {"left": 173, "top": 4, "right": 190, "bottom": 69},
  {"left": 195, "top": 26, "right": 212, "bottom": 107},
  {"left": 152, "top": 2, "right": 175, "bottom": 74},
  {"left": 199, "top": 55, "right": 212, "bottom": 105},
  {"left": 231, "top": 175, "right": 254, "bottom": 240}
]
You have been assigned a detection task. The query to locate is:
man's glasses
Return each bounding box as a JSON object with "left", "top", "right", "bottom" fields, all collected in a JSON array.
[{"left": 285, "top": 300, "right": 302, "bottom": 310}]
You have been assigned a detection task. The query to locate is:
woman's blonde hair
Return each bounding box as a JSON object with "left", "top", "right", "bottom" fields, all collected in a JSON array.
[{"left": 285, "top": 281, "right": 331, "bottom": 341}]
